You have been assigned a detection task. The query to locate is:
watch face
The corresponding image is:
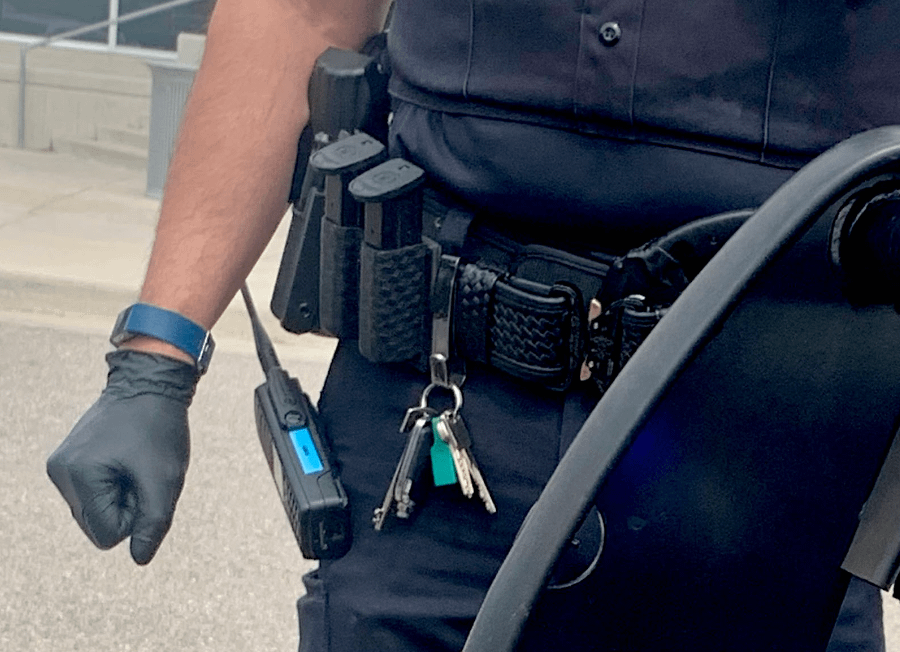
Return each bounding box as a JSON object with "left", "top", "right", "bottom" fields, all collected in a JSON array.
[
  {"left": 109, "top": 306, "right": 135, "bottom": 347},
  {"left": 196, "top": 332, "right": 215, "bottom": 374}
]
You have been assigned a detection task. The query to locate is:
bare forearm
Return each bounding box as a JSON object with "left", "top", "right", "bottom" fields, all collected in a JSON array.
[{"left": 130, "top": 0, "right": 389, "bottom": 360}]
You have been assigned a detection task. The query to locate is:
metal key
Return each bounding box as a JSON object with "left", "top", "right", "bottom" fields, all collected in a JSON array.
[
  {"left": 373, "top": 411, "right": 434, "bottom": 530},
  {"left": 433, "top": 411, "right": 474, "bottom": 498},
  {"left": 400, "top": 404, "right": 432, "bottom": 433},
  {"left": 373, "top": 454, "right": 403, "bottom": 530},
  {"left": 394, "top": 415, "right": 433, "bottom": 518},
  {"left": 446, "top": 411, "right": 497, "bottom": 514}
]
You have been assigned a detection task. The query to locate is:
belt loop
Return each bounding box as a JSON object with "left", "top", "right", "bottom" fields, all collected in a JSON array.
[
  {"left": 438, "top": 209, "right": 475, "bottom": 253},
  {"left": 455, "top": 264, "right": 500, "bottom": 365},
  {"left": 422, "top": 187, "right": 475, "bottom": 253}
]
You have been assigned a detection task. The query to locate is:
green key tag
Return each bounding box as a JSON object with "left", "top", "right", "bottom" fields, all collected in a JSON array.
[{"left": 430, "top": 417, "right": 458, "bottom": 487}]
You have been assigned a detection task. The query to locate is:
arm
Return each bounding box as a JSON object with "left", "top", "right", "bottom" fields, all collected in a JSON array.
[
  {"left": 128, "top": 0, "right": 391, "bottom": 362},
  {"left": 46, "top": 0, "right": 392, "bottom": 565}
]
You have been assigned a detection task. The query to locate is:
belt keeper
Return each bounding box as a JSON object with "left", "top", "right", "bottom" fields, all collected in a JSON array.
[
  {"left": 487, "top": 277, "right": 583, "bottom": 391},
  {"left": 454, "top": 264, "right": 500, "bottom": 365}
]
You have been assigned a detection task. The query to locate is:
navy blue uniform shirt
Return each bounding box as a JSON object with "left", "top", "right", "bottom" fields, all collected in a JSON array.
[{"left": 387, "top": 0, "right": 900, "bottom": 251}]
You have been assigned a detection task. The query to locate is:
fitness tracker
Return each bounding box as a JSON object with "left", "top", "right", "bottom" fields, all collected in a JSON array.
[{"left": 110, "top": 303, "right": 215, "bottom": 374}]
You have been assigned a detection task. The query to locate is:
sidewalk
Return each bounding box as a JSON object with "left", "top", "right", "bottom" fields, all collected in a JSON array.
[{"left": 0, "top": 146, "right": 335, "bottom": 364}]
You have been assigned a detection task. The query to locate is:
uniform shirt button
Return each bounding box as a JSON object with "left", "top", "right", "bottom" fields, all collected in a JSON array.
[{"left": 599, "top": 21, "right": 622, "bottom": 46}]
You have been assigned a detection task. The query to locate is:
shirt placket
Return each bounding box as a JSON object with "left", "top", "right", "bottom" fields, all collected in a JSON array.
[{"left": 574, "top": 0, "right": 646, "bottom": 127}]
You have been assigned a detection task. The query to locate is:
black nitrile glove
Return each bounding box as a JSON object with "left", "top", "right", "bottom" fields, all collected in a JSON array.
[{"left": 47, "top": 349, "right": 200, "bottom": 565}]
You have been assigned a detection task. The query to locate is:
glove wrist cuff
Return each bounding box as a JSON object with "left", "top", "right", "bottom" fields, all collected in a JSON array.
[{"left": 105, "top": 349, "right": 200, "bottom": 404}]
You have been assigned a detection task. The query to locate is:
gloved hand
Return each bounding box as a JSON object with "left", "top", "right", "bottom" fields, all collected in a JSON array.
[{"left": 46, "top": 349, "right": 200, "bottom": 565}]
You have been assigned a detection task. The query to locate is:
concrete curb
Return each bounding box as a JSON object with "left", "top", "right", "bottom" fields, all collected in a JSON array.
[{"left": 0, "top": 270, "right": 337, "bottom": 365}]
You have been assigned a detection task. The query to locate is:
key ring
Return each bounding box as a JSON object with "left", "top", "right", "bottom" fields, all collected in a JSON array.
[{"left": 419, "top": 381, "right": 463, "bottom": 416}]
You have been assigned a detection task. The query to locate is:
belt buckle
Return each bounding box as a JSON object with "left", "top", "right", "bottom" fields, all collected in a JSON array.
[{"left": 580, "top": 298, "right": 605, "bottom": 382}]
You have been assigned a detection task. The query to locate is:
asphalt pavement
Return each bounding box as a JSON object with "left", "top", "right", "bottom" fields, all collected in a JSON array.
[{"left": 1, "top": 146, "right": 899, "bottom": 650}]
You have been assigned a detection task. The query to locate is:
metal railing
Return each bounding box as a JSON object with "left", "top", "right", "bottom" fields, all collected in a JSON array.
[{"left": 17, "top": 0, "right": 204, "bottom": 148}]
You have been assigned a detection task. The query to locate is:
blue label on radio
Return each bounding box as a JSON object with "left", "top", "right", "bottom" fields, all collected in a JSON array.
[{"left": 289, "top": 427, "right": 324, "bottom": 474}]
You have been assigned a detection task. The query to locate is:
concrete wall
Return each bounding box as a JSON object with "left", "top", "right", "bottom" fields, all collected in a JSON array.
[
  {"left": 0, "top": 42, "right": 20, "bottom": 147},
  {"left": 0, "top": 35, "right": 205, "bottom": 150}
]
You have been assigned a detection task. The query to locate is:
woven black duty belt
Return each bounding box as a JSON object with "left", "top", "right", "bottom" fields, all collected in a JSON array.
[
  {"left": 355, "top": 243, "right": 600, "bottom": 391},
  {"left": 355, "top": 206, "right": 754, "bottom": 395}
]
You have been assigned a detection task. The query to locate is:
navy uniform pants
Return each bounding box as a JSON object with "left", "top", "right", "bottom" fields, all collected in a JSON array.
[{"left": 296, "top": 341, "right": 885, "bottom": 651}]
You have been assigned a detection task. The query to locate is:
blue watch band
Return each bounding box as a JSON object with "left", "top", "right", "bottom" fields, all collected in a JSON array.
[{"left": 110, "top": 303, "right": 215, "bottom": 374}]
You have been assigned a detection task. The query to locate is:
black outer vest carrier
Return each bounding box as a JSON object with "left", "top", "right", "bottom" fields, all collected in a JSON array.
[{"left": 389, "top": 0, "right": 900, "bottom": 169}]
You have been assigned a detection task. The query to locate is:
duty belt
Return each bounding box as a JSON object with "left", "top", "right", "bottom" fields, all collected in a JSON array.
[
  {"left": 355, "top": 186, "right": 752, "bottom": 394},
  {"left": 274, "top": 131, "right": 753, "bottom": 394}
]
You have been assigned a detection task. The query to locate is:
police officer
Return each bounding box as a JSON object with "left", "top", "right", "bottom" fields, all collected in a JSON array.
[{"left": 46, "top": 0, "right": 898, "bottom": 650}]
